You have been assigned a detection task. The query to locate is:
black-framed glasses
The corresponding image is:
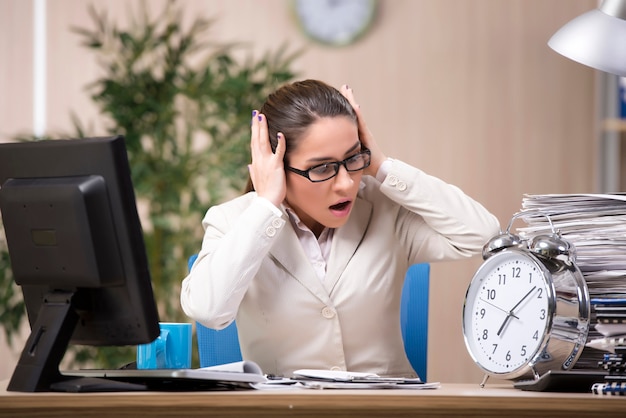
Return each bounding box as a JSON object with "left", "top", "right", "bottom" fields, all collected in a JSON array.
[{"left": 285, "top": 149, "right": 371, "bottom": 183}]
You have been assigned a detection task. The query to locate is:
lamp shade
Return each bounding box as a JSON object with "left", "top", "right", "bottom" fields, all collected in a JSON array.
[{"left": 548, "top": 0, "right": 626, "bottom": 76}]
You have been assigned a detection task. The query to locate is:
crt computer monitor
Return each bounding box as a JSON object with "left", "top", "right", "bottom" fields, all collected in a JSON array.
[{"left": 0, "top": 135, "right": 160, "bottom": 392}]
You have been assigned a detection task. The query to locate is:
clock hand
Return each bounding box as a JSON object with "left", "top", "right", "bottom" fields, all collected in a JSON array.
[
  {"left": 481, "top": 298, "right": 519, "bottom": 337},
  {"left": 496, "top": 310, "right": 520, "bottom": 336},
  {"left": 496, "top": 286, "right": 538, "bottom": 337},
  {"left": 509, "top": 286, "right": 537, "bottom": 314},
  {"left": 497, "top": 315, "right": 512, "bottom": 337},
  {"left": 479, "top": 298, "right": 512, "bottom": 316}
]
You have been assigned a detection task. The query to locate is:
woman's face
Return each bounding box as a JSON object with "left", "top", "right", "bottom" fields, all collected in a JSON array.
[{"left": 284, "top": 116, "right": 363, "bottom": 236}]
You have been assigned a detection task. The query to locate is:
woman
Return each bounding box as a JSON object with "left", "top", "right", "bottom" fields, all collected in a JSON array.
[{"left": 181, "top": 79, "right": 500, "bottom": 378}]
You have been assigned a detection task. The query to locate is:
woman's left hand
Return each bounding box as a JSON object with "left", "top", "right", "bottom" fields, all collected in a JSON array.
[{"left": 340, "top": 84, "right": 387, "bottom": 177}]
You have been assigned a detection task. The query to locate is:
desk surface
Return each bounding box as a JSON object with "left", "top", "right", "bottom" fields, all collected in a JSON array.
[{"left": 2, "top": 379, "right": 626, "bottom": 418}]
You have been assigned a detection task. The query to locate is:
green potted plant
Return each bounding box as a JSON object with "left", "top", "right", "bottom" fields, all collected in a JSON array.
[{"left": 0, "top": 0, "right": 299, "bottom": 368}]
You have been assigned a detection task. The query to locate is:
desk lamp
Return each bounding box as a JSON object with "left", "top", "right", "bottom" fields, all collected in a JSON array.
[{"left": 549, "top": 0, "right": 626, "bottom": 77}]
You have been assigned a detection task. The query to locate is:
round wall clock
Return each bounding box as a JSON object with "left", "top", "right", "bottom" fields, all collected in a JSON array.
[
  {"left": 291, "top": 0, "right": 378, "bottom": 46},
  {"left": 462, "top": 212, "right": 590, "bottom": 385}
]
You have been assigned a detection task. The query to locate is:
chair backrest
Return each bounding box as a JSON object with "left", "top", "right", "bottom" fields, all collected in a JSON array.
[
  {"left": 187, "top": 255, "right": 243, "bottom": 367},
  {"left": 196, "top": 321, "right": 242, "bottom": 367},
  {"left": 190, "top": 255, "right": 429, "bottom": 380},
  {"left": 400, "top": 263, "right": 430, "bottom": 381}
]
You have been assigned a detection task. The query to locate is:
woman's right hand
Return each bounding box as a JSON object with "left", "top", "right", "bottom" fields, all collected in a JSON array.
[
  {"left": 340, "top": 85, "right": 387, "bottom": 177},
  {"left": 249, "top": 110, "right": 286, "bottom": 207}
]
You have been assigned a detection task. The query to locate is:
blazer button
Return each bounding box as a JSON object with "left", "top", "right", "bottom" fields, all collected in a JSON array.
[
  {"left": 321, "top": 306, "right": 335, "bottom": 319},
  {"left": 265, "top": 226, "right": 277, "bottom": 237},
  {"left": 388, "top": 175, "right": 398, "bottom": 186},
  {"left": 396, "top": 181, "right": 407, "bottom": 191},
  {"left": 271, "top": 218, "right": 284, "bottom": 228}
]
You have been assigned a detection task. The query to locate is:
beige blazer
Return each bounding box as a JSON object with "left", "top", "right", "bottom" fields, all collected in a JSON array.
[{"left": 181, "top": 159, "right": 500, "bottom": 377}]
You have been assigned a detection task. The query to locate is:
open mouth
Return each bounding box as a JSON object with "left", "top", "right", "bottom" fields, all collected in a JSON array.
[{"left": 329, "top": 201, "right": 351, "bottom": 211}]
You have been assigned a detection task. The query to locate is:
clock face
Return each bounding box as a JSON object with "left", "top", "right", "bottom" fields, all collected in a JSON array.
[
  {"left": 463, "top": 250, "right": 553, "bottom": 376},
  {"left": 292, "top": 0, "right": 377, "bottom": 46}
]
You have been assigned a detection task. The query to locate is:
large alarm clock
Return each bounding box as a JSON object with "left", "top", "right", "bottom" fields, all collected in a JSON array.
[{"left": 462, "top": 212, "right": 590, "bottom": 385}]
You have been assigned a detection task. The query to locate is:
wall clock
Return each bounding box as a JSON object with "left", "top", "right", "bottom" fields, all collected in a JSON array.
[
  {"left": 291, "top": 0, "right": 377, "bottom": 46},
  {"left": 462, "top": 212, "right": 590, "bottom": 386}
]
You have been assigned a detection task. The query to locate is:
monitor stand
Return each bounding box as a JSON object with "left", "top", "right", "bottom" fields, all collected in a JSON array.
[{"left": 7, "top": 290, "right": 145, "bottom": 392}]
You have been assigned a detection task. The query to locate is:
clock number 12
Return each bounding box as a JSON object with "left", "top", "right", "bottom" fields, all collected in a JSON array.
[{"left": 499, "top": 267, "right": 522, "bottom": 285}]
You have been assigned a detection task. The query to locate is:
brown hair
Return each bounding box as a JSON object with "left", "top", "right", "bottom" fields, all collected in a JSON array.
[{"left": 245, "top": 79, "right": 357, "bottom": 192}]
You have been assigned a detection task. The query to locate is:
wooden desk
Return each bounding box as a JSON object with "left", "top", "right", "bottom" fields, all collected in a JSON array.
[{"left": 2, "top": 380, "right": 626, "bottom": 417}]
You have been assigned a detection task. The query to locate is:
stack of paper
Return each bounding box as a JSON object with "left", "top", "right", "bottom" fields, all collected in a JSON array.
[
  {"left": 592, "top": 345, "right": 626, "bottom": 395},
  {"left": 256, "top": 369, "right": 440, "bottom": 390},
  {"left": 287, "top": 369, "right": 440, "bottom": 389},
  {"left": 516, "top": 194, "right": 626, "bottom": 370},
  {"left": 519, "top": 194, "right": 626, "bottom": 295}
]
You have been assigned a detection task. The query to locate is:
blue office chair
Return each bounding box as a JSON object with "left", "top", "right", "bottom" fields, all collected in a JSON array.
[
  {"left": 189, "top": 254, "right": 429, "bottom": 380},
  {"left": 187, "top": 255, "right": 243, "bottom": 368}
]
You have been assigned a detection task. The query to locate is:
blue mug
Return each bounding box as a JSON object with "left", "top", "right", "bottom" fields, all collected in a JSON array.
[{"left": 136, "top": 322, "right": 192, "bottom": 369}]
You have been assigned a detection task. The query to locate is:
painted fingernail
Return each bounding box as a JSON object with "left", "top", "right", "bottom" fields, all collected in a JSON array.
[
  {"left": 252, "top": 110, "right": 257, "bottom": 117},
  {"left": 258, "top": 115, "right": 262, "bottom": 122}
]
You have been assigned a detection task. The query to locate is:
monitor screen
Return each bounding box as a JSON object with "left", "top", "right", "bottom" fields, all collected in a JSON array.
[{"left": 0, "top": 135, "right": 160, "bottom": 392}]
